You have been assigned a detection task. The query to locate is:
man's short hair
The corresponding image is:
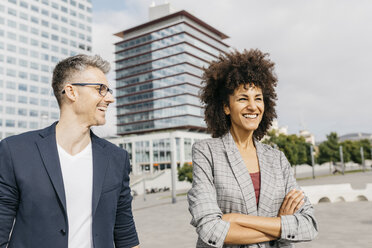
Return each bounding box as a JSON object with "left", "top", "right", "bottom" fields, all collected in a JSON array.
[{"left": 52, "top": 54, "right": 110, "bottom": 107}]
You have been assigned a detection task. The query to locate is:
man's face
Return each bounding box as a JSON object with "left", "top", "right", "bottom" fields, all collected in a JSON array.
[{"left": 69, "top": 67, "right": 114, "bottom": 127}]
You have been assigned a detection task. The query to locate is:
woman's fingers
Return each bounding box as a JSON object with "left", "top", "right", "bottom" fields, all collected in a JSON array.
[{"left": 279, "top": 189, "right": 305, "bottom": 216}]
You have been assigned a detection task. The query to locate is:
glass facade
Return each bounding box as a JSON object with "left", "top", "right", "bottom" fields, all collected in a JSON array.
[
  {"left": 115, "top": 17, "right": 229, "bottom": 135},
  {"left": 0, "top": 0, "right": 92, "bottom": 139}
]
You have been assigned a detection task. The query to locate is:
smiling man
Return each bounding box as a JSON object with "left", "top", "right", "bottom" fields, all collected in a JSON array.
[{"left": 0, "top": 55, "right": 140, "bottom": 248}]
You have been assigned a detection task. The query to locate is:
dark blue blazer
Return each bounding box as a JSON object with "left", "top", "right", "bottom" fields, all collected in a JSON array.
[{"left": 0, "top": 122, "right": 139, "bottom": 248}]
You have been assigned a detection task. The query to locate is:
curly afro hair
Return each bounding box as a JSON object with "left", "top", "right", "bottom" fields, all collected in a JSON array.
[{"left": 200, "top": 49, "right": 278, "bottom": 140}]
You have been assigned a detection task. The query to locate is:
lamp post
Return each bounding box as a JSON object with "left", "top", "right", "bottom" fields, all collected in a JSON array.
[
  {"left": 310, "top": 145, "right": 315, "bottom": 179},
  {"left": 360, "top": 147, "right": 365, "bottom": 172},
  {"left": 339, "top": 146, "right": 344, "bottom": 175}
]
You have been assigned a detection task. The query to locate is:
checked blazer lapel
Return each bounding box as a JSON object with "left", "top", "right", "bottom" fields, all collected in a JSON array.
[
  {"left": 36, "top": 122, "right": 67, "bottom": 214},
  {"left": 91, "top": 132, "right": 109, "bottom": 217},
  {"left": 255, "top": 141, "right": 275, "bottom": 216},
  {"left": 222, "top": 132, "right": 258, "bottom": 215}
]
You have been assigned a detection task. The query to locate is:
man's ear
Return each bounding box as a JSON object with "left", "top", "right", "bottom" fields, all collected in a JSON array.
[
  {"left": 64, "top": 84, "right": 77, "bottom": 102},
  {"left": 223, "top": 104, "right": 230, "bottom": 115}
]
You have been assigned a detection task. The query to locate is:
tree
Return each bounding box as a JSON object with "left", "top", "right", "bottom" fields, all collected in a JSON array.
[
  {"left": 318, "top": 132, "right": 340, "bottom": 164},
  {"left": 178, "top": 162, "right": 193, "bottom": 183},
  {"left": 263, "top": 131, "right": 312, "bottom": 166}
]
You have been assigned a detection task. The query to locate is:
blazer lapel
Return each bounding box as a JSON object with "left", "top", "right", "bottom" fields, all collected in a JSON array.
[
  {"left": 222, "top": 132, "right": 258, "bottom": 215},
  {"left": 91, "top": 132, "right": 109, "bottom": 217},
  {"left": 255, "top": 141, "right": 274, "bottom": 216},
  {"left": 36, "top": 122, "right": 67, "bottom": 214}
]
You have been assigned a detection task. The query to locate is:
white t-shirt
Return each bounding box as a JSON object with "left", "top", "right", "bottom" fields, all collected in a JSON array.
[{"left": 57, "top": 143, "right": 93, "bottom": 248}]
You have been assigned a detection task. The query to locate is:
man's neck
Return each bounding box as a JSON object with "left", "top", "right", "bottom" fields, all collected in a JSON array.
[{"left": 56, "top": 116, "right": 92, "bottom": 156}]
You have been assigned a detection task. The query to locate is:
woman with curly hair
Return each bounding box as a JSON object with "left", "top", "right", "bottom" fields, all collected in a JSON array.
[{"left": 188, "top": 49, "right": 318, "bottom": 247}]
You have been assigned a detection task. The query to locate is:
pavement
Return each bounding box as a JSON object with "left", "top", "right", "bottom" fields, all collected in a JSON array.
[{"left": 132, "top": 171, "right": 372, "bottom": 248}]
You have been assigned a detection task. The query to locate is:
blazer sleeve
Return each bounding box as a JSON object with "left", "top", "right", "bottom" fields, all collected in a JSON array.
[
  {"left": 0, "top": 139, "right": 19, "bottom": 247},
  {"left": 114, "top": 150, "right": 139, "bottom": 248},
  {"left": 278, "top": 151, "right": 318, "bottom": 243},
  {"left": 187, "top": 142, "right": 230, "bottom": 248}
]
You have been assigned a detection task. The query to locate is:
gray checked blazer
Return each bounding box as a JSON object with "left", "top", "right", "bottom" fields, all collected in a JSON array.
[{"left": 187, "top": 132, "right": 318, "bottom": 248}]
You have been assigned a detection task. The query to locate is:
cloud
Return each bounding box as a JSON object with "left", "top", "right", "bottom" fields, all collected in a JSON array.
[{"left": 92, "top": 0, "right": 372, "bottom": 141}]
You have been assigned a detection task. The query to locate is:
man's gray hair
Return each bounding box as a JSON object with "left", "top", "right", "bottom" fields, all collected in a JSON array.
[{"left": 52, "top": 54, "right": 111, "bottom": 107}]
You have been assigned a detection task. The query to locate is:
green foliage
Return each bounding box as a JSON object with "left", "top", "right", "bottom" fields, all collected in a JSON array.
[
  {"left": 263, "top": 131, "right": 312, "bottom": 166},
  {"left": 178, "top": 162, "right": 193, "bottom": 183},
  {"left": 318, "top": 133, "right": 371, "bottom": 164},
  {"left": 318, "top": 132, "right": 340, "bottom": 164}
]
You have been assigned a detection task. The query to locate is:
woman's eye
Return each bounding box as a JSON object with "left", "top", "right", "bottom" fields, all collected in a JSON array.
[
  {"left": 256, "top": 98, "right": 262, "bottom": 101},
  {"left": 238, "top": 98, "right": 247, "bottom": 101}
]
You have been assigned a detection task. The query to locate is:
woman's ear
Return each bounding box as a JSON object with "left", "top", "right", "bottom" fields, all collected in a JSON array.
[{"left": 224, "top": 104, "right": 230, "bottom": 115}]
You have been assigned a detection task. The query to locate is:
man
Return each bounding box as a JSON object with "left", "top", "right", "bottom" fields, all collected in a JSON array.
[{"left": 0, "top": 55, "right": 140, "bottom": 248}]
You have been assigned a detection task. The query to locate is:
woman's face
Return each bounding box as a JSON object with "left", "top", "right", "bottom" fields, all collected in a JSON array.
[{"left": 224, "top": 84, "right": 264, "bottom": 134}]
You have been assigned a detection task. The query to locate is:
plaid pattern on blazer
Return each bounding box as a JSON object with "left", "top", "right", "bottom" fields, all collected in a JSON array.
[{"left": 187, "top": 132, "right": 318, "bottom": 248}]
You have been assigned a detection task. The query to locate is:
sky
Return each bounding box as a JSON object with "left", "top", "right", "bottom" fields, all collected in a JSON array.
[{"left": 91, "top": 0, "right": 372, "bottom": 141}]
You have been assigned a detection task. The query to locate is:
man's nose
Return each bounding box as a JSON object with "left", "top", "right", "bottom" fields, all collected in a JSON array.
[{"left": 104, "top": 91, "right": 115, "bottom": 103}]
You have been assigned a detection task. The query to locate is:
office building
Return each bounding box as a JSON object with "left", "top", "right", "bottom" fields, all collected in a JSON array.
[
  {"left": 0, "top": 0, "right": 92, "bottom": 139},
  {"left": 110, "top": 4, "right": 229, "bottom": 174},
  {"left": 114, "top": 3, "right": 229, "bottom": 135}
]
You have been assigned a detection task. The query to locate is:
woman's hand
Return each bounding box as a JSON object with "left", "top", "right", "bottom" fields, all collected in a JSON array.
[{"left": 278, "top": 189, "right": 304, "bottom": 217}]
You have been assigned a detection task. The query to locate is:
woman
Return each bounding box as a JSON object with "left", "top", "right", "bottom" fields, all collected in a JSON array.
[{"left": 188, "top": 49, "right": 318, "bottom": 247}]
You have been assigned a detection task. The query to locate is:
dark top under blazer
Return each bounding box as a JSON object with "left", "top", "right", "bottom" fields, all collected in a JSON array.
[
  {"left": 0, "top": 122, "right": 139, "bottom": 248},
  {"left": 188, "top": 132, "right": 318, "bottom": 248}
]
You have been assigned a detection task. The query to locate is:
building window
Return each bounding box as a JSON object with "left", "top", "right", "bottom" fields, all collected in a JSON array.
[
  {"left": 41, "top": 9, "right": 49, "bottom": 16},
  {"left": 30, "top": 62, "right": 39, "bottom": 70},
  {"left": 51, "top": 2, "right": 59, "bottom": 10},
  {"left": 20, "top": 1, "right": 28, "bottom": 8},
  {"left": 31, "top": 39, "right": 38, "bottom": 46},
  {"left": 30, "top": 50, "right": 39, "bottom": 58},
  {"left": 19, "top": 23, "right": 28, "bottom": 31},
  {"left": 7, "top": 20, "right": 16, "bottom": 28},
  {"left": 8, "top": 0, "right": 17, "bottom": 4},
  {"left": 30, "top": 110, "right": 38, "bottom": 117},
  {"left": 30, "top": 85, "right": 38, "bottom": 93},
  {"left": 19, "top": 35, "right": 28, "bottom": 44},
  {"left": 6, "top": 94, "right": 16, "bottom": 102},
  {"left": 6, "top": 69, "right": 16, "bottom": 77},
  {"left": 30, "top": 16, "right": 39, "bottom": 24},
  {"left": 30, "top": 27, "right": 39, "bottom": 35},
  {"left": 20, "top": 12, "right": 28, "bottom": 20},
  {"left": 29, "top": 98, "right": 39, "bottom": 105},
  {"left": 7, "top": 44, "right": 16, "bottom": 52},
  {"left": 51, "top": 13, "right": 58, "bottom": 20},
  {"left": 8, "top": 8, "right": 17, "bottom": 16},
  {"left": 6, "top": 56, "right": 16, "bottom": 64},
  {"left": 41, "top": 65, "right": 49, "bottom": 72},
  {"left": 6, "top": 81, "right": 16, "bottom": 89},
  {"left": 18, "top": 108, "right": 27, "bottom": 116},
  {"left": 18, "top": 95, "right": 27, "bottom": 103},
  {"left": 19, "top": 59, "right": 28, "bottom": 67},
  {"left": 19, "top": 71, "right": 27, "bottom": 79},
  {"left": 30, "top": 122, "right": 38, "bottom": 129},
  {"left": 18, "top": 83, "right": 27, "bottom": 91},
  {"left": 18, "top": 121, "right": 27, "bottom": 128},
  {"left": 30, "top": 74, "right": 39, "bottom": 82},
  {"left": 31, "top": 5, "right": 39, "bottom": 13},
  {"left": 6, "top": 120, "right": 15, "bottom": 128},
  {"left": 6, "top": 107, "right": 15, "bottom": 115},
  {"left": 41, "top": 20, "right": 49, "bottom": 27}
]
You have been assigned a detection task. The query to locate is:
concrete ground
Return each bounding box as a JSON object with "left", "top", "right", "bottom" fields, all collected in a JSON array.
[{"left": 132, "top": 171, "right": 372, "bottom": 248}]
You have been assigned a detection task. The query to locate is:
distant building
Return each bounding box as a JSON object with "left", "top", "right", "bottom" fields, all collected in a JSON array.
[
  {"left": 110, "top": 4, "right": 229, "bottom": 174},
  {"left": 268, "top": 120, "right": 288, "bottom": 135},
  {"left": 0, "top": 0, "right": 92, "bottom": 139},
  {"left": 299, "top": 129, "right": 315, "bottom": 145},
  {"left": 339, "top": 133, "right": 372, "bottom": 142},
  {"left": 113, "top": 3, "right": 229, "bottom": 135}
]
